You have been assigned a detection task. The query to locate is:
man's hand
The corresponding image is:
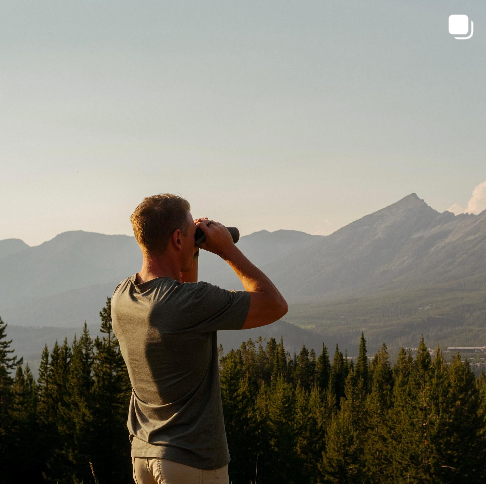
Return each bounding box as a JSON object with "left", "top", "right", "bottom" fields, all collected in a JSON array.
[{"left": 195, "top": 218, "right": 235, "bottom": 259}]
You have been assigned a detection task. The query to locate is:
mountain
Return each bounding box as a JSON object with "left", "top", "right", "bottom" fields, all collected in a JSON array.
[
  {"left": 265, "top": 193, "right": 486, "bottom": 302},
  {"left": 0, "top": 238, "right": 30, "bottom": 260},
  {"left": 0, "top": 231, "right": 141, "bottom": 311},
  {"left": 0, "top": 281, "right": 120, "bottom": 327},
  {"left": 2, "top": 193, "right": 486, "bottom": 359}
]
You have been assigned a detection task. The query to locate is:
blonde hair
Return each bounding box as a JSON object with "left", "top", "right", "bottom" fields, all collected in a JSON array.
[{"left": 130, "top": 194, "right": 191, "bottom": 254}]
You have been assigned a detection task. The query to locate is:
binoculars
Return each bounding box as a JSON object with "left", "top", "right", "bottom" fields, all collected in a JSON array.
[{"left": 195, "top": 226, "right": 240, "bottom": 248}]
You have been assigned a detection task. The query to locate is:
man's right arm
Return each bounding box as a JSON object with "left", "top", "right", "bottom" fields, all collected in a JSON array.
[
  {"left": 195, "top": 220, "right": 288, "bottom": 330},
  {"left": 223, "top": 244, "right": 288, "bottom": 329}
]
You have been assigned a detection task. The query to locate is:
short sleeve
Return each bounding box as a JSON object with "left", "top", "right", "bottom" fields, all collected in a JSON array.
[
  {"left": 172, "top": 281, "right": 251, "bottom": 333},
  {"left": 112, "top": 282, "right": 122, "bottom": 298}
]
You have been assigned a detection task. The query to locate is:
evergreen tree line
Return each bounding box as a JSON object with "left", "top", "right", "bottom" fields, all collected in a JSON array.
[
  {"left": 1, "top": 299, "right": 486, "bottom": 483},
  {"left": 221, "top": 335, "right": 486, "bottom": 483},
  {"left": 0, "top": 299, "right": 132, "bottom": 483}
]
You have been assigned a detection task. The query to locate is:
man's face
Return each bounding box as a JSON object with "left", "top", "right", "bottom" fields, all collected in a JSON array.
[{"left": 180, "top": 212, "right": 198, "bottom": 272}]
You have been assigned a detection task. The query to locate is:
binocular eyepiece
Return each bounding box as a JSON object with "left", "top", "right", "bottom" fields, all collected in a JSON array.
[{"left": 194, "top": 226, "right": 239, "bottom": 248}]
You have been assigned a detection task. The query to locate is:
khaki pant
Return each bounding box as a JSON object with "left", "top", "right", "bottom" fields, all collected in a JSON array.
[{"left": 132, "top": 457, "right": 229, "bottom": 484}]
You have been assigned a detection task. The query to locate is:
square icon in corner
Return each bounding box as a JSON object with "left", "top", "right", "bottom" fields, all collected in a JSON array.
[{"left": 449, "top": 15, "right": 473, "bottom": 39}]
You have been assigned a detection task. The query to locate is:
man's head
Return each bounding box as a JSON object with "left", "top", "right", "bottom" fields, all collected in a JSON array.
[{"left": 130, "top": 194, "right": 194, "bottom": 258}]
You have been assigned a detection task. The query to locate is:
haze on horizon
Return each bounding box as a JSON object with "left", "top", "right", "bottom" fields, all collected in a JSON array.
[{"left": 1, "top": 1, "right": 485, "bottom": 247}]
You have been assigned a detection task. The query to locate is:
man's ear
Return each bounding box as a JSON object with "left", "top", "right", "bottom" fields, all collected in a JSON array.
[{"left": 171, "top": 229, "right": 183, "bottom": 251}]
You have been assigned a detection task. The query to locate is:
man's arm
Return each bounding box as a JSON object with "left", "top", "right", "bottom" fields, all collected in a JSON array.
[{"left": 195, "top": 220, "right": 288, "bottom": 329}]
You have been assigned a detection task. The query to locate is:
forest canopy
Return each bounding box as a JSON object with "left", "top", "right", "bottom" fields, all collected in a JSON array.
[{"left": 1, "top": 299, "right": 485, "bottom": 484}]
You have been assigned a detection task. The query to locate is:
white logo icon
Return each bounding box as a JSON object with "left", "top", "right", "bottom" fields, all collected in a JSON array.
[{"left": 449, "top": 15, "right": 474, "bottom": 39}]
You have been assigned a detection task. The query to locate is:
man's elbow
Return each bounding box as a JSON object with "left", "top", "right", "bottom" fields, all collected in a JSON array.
[{"left": 277, "top": 296, "right": 288, "bottom": 319}]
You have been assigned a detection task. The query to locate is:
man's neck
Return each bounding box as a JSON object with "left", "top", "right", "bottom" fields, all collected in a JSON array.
[{"left": 137, "top": 255, "right": 182, "bottom": 283}]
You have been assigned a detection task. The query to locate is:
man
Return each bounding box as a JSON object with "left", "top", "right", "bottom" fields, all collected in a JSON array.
[{"left": 111, "top": 194, "right": 287, "bottom": 484}]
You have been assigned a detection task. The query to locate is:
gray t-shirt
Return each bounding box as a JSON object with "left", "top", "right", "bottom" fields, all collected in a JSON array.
[{"left": 111, "top": 274, "right": 251, "bottom": 470}]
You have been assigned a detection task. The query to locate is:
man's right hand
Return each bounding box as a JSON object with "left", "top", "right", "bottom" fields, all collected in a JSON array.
[{"left": 195, "top": 219, "right": 235, "bottom": 259}]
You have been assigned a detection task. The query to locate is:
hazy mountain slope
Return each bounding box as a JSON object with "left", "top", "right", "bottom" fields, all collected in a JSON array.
[
  {"left": 0, "top": 238, "right": 30, "bottom": 260},
  {"left": 0, "top": 280, "right": 120, "bottom": 327},
  {"left": 236, "top": 229, "right": 323, "bottom": 265},
  {"left": 197, "top": 229, "right": 323, "bottom": 290},
  {"left": 385, "top": 210, "right": 486, "bottom": 290},
  {"left": 0, "top": 229, "right": 318, "bottom": 327},
  {"left": 263, "top": 194, "right": 486, "bottom": 302},
  {"left": 0, "top": 231, "right": 141, "bottom": 309}
]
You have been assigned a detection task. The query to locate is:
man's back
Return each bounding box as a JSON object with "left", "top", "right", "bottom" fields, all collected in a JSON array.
[{"left": 111, "top": 274, "right": 251, "bottom": 470}]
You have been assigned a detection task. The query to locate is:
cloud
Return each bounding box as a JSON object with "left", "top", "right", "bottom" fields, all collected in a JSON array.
[
  {"left": 448, "top": 181, "right": 486, "bottom": 215},
  {"left": 464, "top": 181, "right": 486, "bottom": 214},
  {"left": 446, "top": 203, "right": 465, "bottom": 215}
]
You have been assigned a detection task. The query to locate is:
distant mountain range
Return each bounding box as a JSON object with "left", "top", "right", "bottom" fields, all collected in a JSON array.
[{"left": 2, "top": 193, "right": 486, "bottom": 362}]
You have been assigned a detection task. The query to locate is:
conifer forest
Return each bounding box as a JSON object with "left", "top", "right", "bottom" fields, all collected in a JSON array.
[{"left": 1, "top": 298, "right": 486, "bottom": 484}]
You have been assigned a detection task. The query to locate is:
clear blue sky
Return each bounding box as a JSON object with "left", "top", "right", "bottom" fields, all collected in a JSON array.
[{"left": 1, "top": 1, "right": 485, "bottom": 246}]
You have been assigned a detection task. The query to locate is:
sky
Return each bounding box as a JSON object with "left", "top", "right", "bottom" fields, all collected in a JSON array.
[{"left": 1, "top": 1, "right": 485, "bottom": 247}]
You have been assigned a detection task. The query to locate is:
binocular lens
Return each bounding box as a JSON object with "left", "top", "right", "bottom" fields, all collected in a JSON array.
[{"left": 194, "top": 226, "right": 239, "bottom": 247}]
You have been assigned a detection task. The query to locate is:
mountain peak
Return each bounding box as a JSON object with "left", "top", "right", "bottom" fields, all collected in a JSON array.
[
  {"left": 380, "top": 193, "right": 436, "bottom": 215},
  {"left": 329, "top": 193, "right": 438, "bottom": 238},
  {"left": 396, "top": 192, "right": 424, "bottom": 205}
]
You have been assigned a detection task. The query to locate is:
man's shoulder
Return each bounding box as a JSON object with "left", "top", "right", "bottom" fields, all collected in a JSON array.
[{"left": 111, "top": 275, "right": 134, "bottom": 299}]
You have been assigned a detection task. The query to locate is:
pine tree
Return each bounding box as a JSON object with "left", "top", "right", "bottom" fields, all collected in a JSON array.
[
  {"left": 0, "top": 316, "right": 22, "bottom": 414},
  {"left": 58, "top": 323, "right": 95, "bottom": 483},
  {"left": 319, "top": 397, "right": 363, "bottom": 483},
  {"left": 413, "top": 336, "right": 434, "bottom": 478},
  {"left": 240, "top": 338, "right": 259, "bottom": 393},
  {"left": 309, "top": 348, "right": 317, "bottom": 386},
  {"left": 253, "top": 381, "right": 271, "bottom": 483},
  {"left": 260, "top": 374, "right": 299, "bottom": 483},
  {"left": 273, "top": 336, "right": 288, "bottom": 382},
  {"left": 477, "top": 371, "right": 486, "bottom": 477},
  {"left": 316, "top": 343, "right": 332, "bottom": 392},
  {"left": 49, "top": 340, "right": 71, "bottom": 415},
  {"left": 431, "top": 353, "right": 486, "bottom": 482},
  {"left": 36, "top": 343, "right": 60, "bottom": 481},
  {"left": 293, "top": 383, "right": 327, "bottom": 484},
  {"left": 0, "top": 315, "right": 23, "bottom": 482},
  {"left": 328, "top": 344, "right": 346, "bottom": 410},
  {"left": 426, "top": 346, "right": 452, "bottom": 481},
  {"left": 39, "top": 339, "right": 72, "bottom": 482},
  {"left": 386, "top": 338, "right": 433, "bottom": 482},
  {"left": 91, "top": 297, "right": 132, "bottom": 483},
  {"left": 37, "top": 345, "right": 51, "bottom": 420},
  {"left": 9, "top": 363, "right": 41, "bottom": 481},
  {"left": 293, "top": 345, "right": 314, "bottom": 391},
  {"left": 355, "top": 332, "right": 369, "bottom": 392},
  {"left": 220, "top": 349, "right": 257, "bottom": 484},
  {"left": 265, "top": 337, "right": 277, "bottom": 383},
  {"left": 363, "top": 344, "right": 394, "bottom": 483}
]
